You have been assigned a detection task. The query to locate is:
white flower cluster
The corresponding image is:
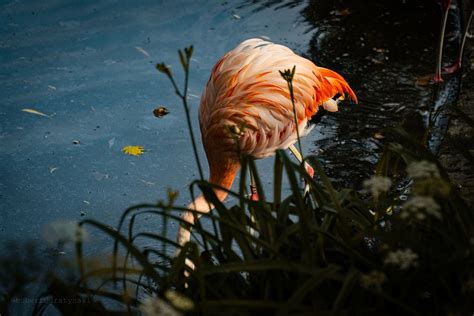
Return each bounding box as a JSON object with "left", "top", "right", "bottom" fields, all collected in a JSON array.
[
  {"left": 359, "top": 270, "right": 386, "bottom": 290},
  {"left": 407, "top": 161, "right": 440, "bottom": 179},
  {"left": 363, "top": 176, "right": 392, "bottom": 198},
  {"left": 140, "top": 296, "right": 182, "bottom": 316},
  {"left": 384, "top": 248, "right": 419, "bottom": 270},
  {"left": 401, "top": 196, "right": 442, "bottom": 220},
  {"left": 43, "top": 220, "right": 88, "bottom": 246}
]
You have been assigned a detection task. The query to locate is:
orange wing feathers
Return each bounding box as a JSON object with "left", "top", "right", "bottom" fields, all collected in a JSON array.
[
  {"left": 316, "top": 67, "right": 358, "bottom": 103},
  {"left": 177, "top": 39, "right": 357, "bottom": 247},
  {"left": 199, "top": 38, "right": 357, "bottom": 160}
]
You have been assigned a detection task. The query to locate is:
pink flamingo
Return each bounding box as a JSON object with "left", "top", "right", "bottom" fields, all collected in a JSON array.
[{"left": 176, "top": 38, "right": 357, "bottom": 248}]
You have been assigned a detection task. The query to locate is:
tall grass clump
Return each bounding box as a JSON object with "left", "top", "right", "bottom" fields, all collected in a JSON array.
[{"left": 1, "top": 47, "right": 473, "bottom": 316}]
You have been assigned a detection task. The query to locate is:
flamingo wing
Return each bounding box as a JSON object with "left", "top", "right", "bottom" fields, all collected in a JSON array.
[{"left": 199, "top": 38, "right": 357, "bottom": 160}]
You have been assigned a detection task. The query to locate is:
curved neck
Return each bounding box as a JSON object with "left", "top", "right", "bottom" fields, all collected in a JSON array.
[
  {"left": 188, "top": 159, "right": 240, "bottom": 213},
  {"left": 177, "top": 159, "right": 239, "bottom": 247}
]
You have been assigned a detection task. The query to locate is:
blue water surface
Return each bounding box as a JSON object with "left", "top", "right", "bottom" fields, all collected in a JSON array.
[{"left": 0, "top": 0, "right": 321, "bottom": 253}]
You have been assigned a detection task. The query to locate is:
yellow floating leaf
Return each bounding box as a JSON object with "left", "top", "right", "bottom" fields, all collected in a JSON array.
[
  {"left": 22, "top": 108, "right": 51, "bottom": 118},
  {"left": 122, "top": 145, "right": 145, "bottom": 156}
]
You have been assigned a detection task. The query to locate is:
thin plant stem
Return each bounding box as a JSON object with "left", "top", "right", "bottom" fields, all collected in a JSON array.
[
  {"left": 181, "top": 62, "right": 204, "bottom": 181},
  {"left": 157, "top": 47, "right": 204, "bottom": 180},
  {"left": 280, "top": 66, "right": 304, "bottom": 164}
]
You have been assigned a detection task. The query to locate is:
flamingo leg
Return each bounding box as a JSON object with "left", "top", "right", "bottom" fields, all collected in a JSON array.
[
  {"left": 289, "top": 145, "right": 314, "bottom": 195},
  {"left": 249, "top": 167, "right": 259, "bottom": 201},
  {"left": 434, "top": 0, "right": 452, "bottom": 83},
  {"left": 247, "top": 167, "right": 259, "bottom": 238},
  {"left": 443, "top": 10, "right": 474, "bottom": 75}
]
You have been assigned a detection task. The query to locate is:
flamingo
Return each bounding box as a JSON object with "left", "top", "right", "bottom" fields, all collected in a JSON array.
[{"left": 176, "top": 38, "right": 357, "bottom": 248}]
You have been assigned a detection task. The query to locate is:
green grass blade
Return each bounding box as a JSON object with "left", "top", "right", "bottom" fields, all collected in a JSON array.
[{"left": 80, "top": 220, "right": 163, "bottom": 286}]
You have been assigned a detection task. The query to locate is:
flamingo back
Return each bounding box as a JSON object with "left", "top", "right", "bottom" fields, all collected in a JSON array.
[{"left": 199, "top": 38, "right": 357, "bottom": 161}]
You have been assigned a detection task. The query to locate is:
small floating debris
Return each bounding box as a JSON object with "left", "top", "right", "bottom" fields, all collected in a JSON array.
[
  {"left": 153, "top": 106, "right": 170, "bottom": 118},
  {"left": 373, "top": 132, "right": 385, "bottom": 140},
  {"left": 135, "top": 46, "right": 150, "bottom": 57},
  {"left": 48, "top": 85, "right": 57, "bottom": 90},
  {"left": 122, "top": 145, "right": 145, "bottom": 156},
  {"left": 232, "top": 14, "right": 241, "bottom": 20},
  {"left": 373, "top": 47, "right": 389, "bottom": 54},
  {"left": 395, "top": 105, "right": 407, "bottom": 113},
  {"left": 72, "top": 140, "right": 80, "bottom": 145},
  {"left": 383, "top": 102, "right": 400, "bottom": 107},
  {"left": 49, "top": 167, "right": 59, "bottom": 173},
  {"left": 108, "top": 137, "right": 116, "bottom": 148},
  {"left": 415, "top": 74, "right": 432, "bottom": 86},
  {"left": 22, "top": 108, "right": 51, "bottom": 118},
  {"left": 141, "top": 179, "right": 155, "bottom": 186},
  {"left": 92, "top": 170, "right": 110, "bottom": 180},
  {"left": 370, "top": 58, "right": 384, "bottom": 65},
  {"left": 330, "top": 8, "right": 351, "bottom": 16}
]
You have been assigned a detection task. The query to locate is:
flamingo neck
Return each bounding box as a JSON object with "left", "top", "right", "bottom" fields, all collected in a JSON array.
[
  {"left": 177, "top": 158, "right": 239, "bottom": 247},
  {"left": 187, "top": 158, "right": 240, "bottom": 213}
]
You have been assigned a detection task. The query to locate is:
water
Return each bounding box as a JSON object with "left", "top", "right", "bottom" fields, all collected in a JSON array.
[
  {"left": 0, "top": 0, "right": 319, "bottom": 255},
  {"left": 1, "top": 0, "right": 462, "bottom": 261},
  {"left": 299, "top": 0, "right": 463, "bottom": 187}
]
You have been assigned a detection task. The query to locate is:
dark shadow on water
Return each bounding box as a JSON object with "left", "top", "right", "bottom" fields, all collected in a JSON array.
[{"left": 241, "top": 0, "right": 464, "bottom": 188}]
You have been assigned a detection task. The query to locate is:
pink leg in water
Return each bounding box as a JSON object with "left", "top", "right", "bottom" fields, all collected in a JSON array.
[
  {"left": 303, "top": 161, "right": 315, "bottom": 195},
  {"left": 442, "top": 10, "right": 473, "bottom": 75},
  {"left": 304, "top": 162, "right": 315, "bottom": 179},
  {"left": 434, "top": 0, "right": 452, "bottom": 83}
]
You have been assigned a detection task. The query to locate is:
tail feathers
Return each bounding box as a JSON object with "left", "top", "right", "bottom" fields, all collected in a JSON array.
[{"left": 317, "top": 67, "right": 358, "bottom": 104}]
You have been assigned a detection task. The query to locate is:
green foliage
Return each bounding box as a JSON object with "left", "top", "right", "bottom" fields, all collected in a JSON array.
[
  {"left": 51, "top": 139, "right": 471, "bottom": 316},
  {"left": 2, "top": 47, "right": 473, "bottom": 316}
]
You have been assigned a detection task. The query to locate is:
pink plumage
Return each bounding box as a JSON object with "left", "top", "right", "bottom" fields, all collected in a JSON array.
[
  {"left": 200, "top": 38, "right": 356, "bottom": 160},
  {"left": 176, "top": 38, "right": 357, "bottom": 247}
]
